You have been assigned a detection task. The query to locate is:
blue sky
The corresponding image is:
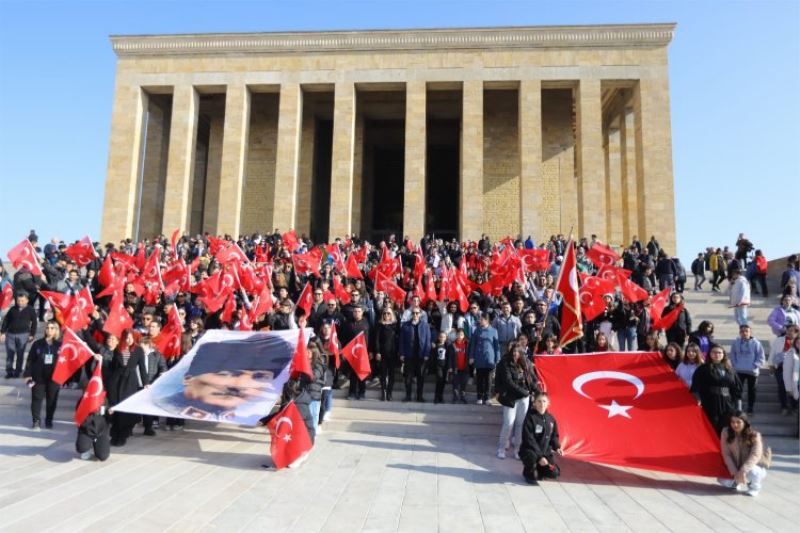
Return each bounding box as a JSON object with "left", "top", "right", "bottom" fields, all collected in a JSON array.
[{"left": 1, "top": 0, "right": 798, "bottom": 262}]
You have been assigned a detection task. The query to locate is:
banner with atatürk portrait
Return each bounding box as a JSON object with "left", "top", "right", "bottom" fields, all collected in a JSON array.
[{"left": 113, "top": 329, "right": 310, "bottom": 426}]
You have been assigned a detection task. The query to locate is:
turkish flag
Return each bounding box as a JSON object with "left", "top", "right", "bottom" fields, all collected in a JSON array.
[
  {"left": 75, "top": 360, "right": 105, "bottom": 426},
  {"left": 292, "top": 252, "right": 321, "bottom": 278},
  {"left": 103, "top": 292, "right": 133, "bottom": 339},
  {"left": 7, "top": 239, "right": 42, "bottom": 276},
  {"left": 556, "top": 241, "right": 583, "bottom": 347},
  {"left": 382, "top": 279, "right": 407, "bottom": 308},
  {"left": 267, "top": 401, "right": 313, "bottom": 469},
  {"left": 207, "top": 236, "right": 228, "bottom": 256},
  {"left": 97, "top": 255, "right": 115, "bottom": 288},
  {"left": 620, "top": 276, "right": 649, "bottom": 303},
  {"left": 221, "top": 293, "right": 237, "bottom": 324},
  {"left": 53, "top": 328, "right": 94, "bottom": 385},
  {"left": 341, "top": 332, "right": 371, "bottom": 381},
  {"left": 536, "top": 352, "right": 729, "bottom": 478},
  {"left": 170, "top": 228, "right": 181, "bottom": 257},
  {"left": 0, "top": 283, "right": 13, "bottom": 310},
  {"left": 333, "top": 276, "right": 351, "bottom": 304},
  {"left": 328, "top": 324, "right": 341, "bottom": 369},
  {"left": 657, "top": 303, "right": 685, "bottom": 332},
  {"left": 326, "top": 244, "right": 346, "bottom": 273},
  {"left": 649, "top": 288, "right": 671, "bottom": 330},
  {"left": 425, "top": 275, "right": 437, "bottom": 304},
  {"left": 579, "top": 276, "right": 615, "bottom": 321},
  {"left": 252, "top": 285, "right": 274, "bottom": 317},
  {"left": 65, "top": 236, "right": 98, "bottom": 267},
  {"left": 282, "top": 230, "right": 300, "bottom": 253},
  {"left": 154, "top": 305, "right": 183, "bottom": 358},
  {"left": 519, "top": 249, "right": 550, "bottom": 273},
  {"left": 290, "top": 328, "right": 313, "bottom": 380},
  {"left": 345, "top": 253, "right": 363, "bottom": 279},
  {"left": 216, "top": 242, "right": 249, "bottom": 265},
  {"left": 135, "top": 243, "right": 146, "bottom": 271},
  {"left": 596, "top": 264, "right": 630, "bottom": 286},
  {"left": 295, "top": 283, "right": 314, "bottom": 318},
  {"left": 585, "top": 242, "right": 621, "bottom": 268},
  {"left": 237, "top": 263, "right": 265, "bottom": 295}
]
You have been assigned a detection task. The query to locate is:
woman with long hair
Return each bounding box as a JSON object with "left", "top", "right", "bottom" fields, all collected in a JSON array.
[
  {"left": 107, "top": 329, "right": 149, "bottom": 446},
  {"left": 373, "top": 308, "right": 399, "bottom": 401},
  {"left": 718, "top": 411, "right": 768, "bottom": 497},
  {"left": 662, "top": 342, "right": 683, "bottom": 370},
  {"left": 691, "top": 344, "right": 743, "bottom": 435},
  {"left": 664, "top": 292, "right": 691, "bottom": 347},
  {"left": 689, "top": 320, "right": 716, "bottom": 359},
  {"left": 495, "top": 346, "right": 537, "bottom": 460},
  {"left": 676, "top": 342, "right": 704, "bottom": 389},
  {"left": 593, "top": 332, "right": 611, "bottom": 352}
]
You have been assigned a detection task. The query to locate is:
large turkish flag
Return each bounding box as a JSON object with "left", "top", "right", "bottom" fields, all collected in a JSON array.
[{"left": 536, "top": 351, "right": 729, "bottom": 478}]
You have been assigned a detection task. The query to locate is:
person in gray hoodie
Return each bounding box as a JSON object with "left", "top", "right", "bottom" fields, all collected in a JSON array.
[
  {"left": 468, "top": 313, "right": 500, "bottom": 404},
  {"left": 492, "top": 301, "right": 522, "bottom": 349},
  {"left": 730, "top": 324, "right": 766, "bottom": 414}
]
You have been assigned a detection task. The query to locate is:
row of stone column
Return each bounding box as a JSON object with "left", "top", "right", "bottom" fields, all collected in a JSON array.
[{"left": 102, "top": 78, "right": 674, "bottom": 252}]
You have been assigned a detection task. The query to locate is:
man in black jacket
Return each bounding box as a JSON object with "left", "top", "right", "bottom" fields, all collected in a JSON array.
[
  {"left": 520, "top": 392, "right": 562, "bottom": 485},
  {"left": 23, "top": 320, "right": 61, "bottom": 429},
  {"left": 1, "top": 292, "right": 38, "bottom": 378}
]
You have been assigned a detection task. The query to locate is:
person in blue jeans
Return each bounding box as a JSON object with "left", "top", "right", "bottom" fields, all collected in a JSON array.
[
  {"left": 1, "top": 292, "right": 38, "bottom": 378},
  {"left": 467, "top": 313, "right": 500, "bottom": 404}
]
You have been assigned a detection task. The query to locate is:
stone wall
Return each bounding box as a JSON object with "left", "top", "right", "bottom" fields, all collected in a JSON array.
[
  {"left": 541, "top": 89, "right": 576, "bottom": 239},
  {"left": 482, "top": 90, "right": 520, "bottom": 239}
]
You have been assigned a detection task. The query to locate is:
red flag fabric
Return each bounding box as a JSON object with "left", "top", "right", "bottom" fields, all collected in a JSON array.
[
  {"left": 292, "top": 252, "right": 321, "bottom": 278},
  {"left": 328, "top": 324, "right": 341, "bottom": 369},
  {"left": 267, "top": 401, "right": 313, "bottom": 469},
  {"left": 519, "top": 249, "right": 550, "bottom": 273},
  {"left": 98, "top": 255, "right": 115, "bottom": 288},
  {"left": 341, "top": 332, "right": 371, "bottom": 381},
  {"left": 170, "top": 228, "right": 181, "bottom": 257},
  {"left": 0, "top": 283, "right": 13, "bottom": 310},
  {"left": 154, "top": 305, "right": 183, "bottom": 358},
  {"left": 345, "top": 253, "right": 363, "bottom": 279},
  {"left": 290, "top": 328, "right": 313, "bottom": 380},
  {"left": 536, "top": 352, "right": 729, "bottom": 478},
  {"left": 53, "top": 328, "right": 94, "bottom": 385},
  {"left": 658, "top": 303, "right": 685, "bottom": 332},
  {"left": 620, "top": 276, "right": 649, "bottom": 303},
  {"left": 75, "top": 360, "right": 106, "bottom": 426},
  {"left": 649, "top": 288, "right": 671, "bottom": 330},
  {"left": 579, "top": 276, "right": 616, "bottom": 321},
  {"left": 216, "top": 242, "right": 249, "bottom": 265},
  {"left": 103, "top": 292, "right": 133, "bottom": 339},
  {"left": 65, "top": 236, "right": 98, "bottom": 267},
  {"left": 333, "top": 276, "right": 351, "bottom": 304},
  {"left": 207, "top": 236, "right": 228, "bottom": 256},
  {"left": 282, "top": 230, "right": 300, "bottom": 253},
  {"left": 382, "top": 279, "right": 407, "bottom": 308},
  {"left": 135, "top": 243, "right": 146, "bottom": 271},
  {"left": 295, "top": 283, "right": 314, "bottom": 318},
  {"left": 596, "top": 264, "right": 631, "bottom": 286},
  {"left": 7, "top": 239, "right": 42, "bottom": 276},
  {"left": 585, "top": 242, "right": 621, "bottom": 268},
  {"left": 221, "top": 294, "right": 237, "bottom": 324},
  {"left": 556, "top": 241, "right": 583, "bottom": 347}
]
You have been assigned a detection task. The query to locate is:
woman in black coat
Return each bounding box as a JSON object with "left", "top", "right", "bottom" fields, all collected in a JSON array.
[
  {"left": 372, "top": 309, "right": 400, "bottom": 401},
  {"left": 108, "top": 329, "right": 149, "bottom": 446},
  {"left": 664, "top": 293, "right": 691, "bottom": 347},
  {"left": 494, "top": 346, "right": 539, "bottom": 459},
  {"left": 691, "top": 344, "right": 742, "bottom": 435}
]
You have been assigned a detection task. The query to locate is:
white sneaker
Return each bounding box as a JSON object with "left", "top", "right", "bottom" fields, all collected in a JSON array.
[
  {"left": 514, "top": 451, "right": 521, "bottom": 460},
  {"left": 477, "top": 399, "right": 484, "bottom": 405},
  {"left": 80, "top": 451, "right": 92, "bottom": 461},
  {"left": 322, "top": 413, "right": 331, "bottom": 422},
  {"left": 496, "top": 449, "right": 506, "bottom": 459},
  {"left": 316, "top": 426, "right": 323, "bottom": 435},
  {"left": 717, "top": 478, "right": 737, "bottom": 489},
  {"left": 745, "top": 488, "right": 760, "bottom": 497}
]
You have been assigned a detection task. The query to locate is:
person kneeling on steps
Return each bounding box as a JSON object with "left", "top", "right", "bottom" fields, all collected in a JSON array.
[{"left": 519, "top": 392, "right": 563, "bottom": 485}]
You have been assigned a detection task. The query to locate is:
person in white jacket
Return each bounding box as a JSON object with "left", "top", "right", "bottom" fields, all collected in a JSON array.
[
  {"left": 782, "top": 337, "right": 799, "bottom": 413},
  {"left": 769, "top": 324, "right": 799, "bottom": 414},
  {"left": 729, "top": 268, "right": 751, "bottom": 327}
]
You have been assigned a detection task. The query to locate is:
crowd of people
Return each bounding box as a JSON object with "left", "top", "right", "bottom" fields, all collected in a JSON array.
[{"left": 1, "top": 228, "right": 797, "bottom": 491}]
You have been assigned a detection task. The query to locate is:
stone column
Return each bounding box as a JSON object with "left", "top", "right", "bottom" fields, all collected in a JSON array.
[
  {"left": 518, "top": 79, "right": 543, "bottom": 241},
  {"left": 162, "top": 85, "right": 199, "bottom": 234},
  {"left": 403, "top": 81, "right": 427, "bottom": 241},
  {"left": 295, "top": 111, "right": 316, "bottom": 236},
  {"left": 100, "top": 84, "right": 145, "bottom": 243},
  {"left": 619, "top": 102, "right": 639, "bottom": 244},
  {"left": 575, "top": 79, "right": 606, "bottom": 240},
  {"left": 460, "top": 80, "right": 483, "bottom": 241},
  {"left": 273, "top": 83, "right": 303, "bottom": 231},
  {"left": 634, "top": 77, "right": 676, "bottom": 254},
  {"left": 137, "top": 97, "right": 170, "bottom": 241},
  {"left": 202, "top": 114, "right": 224, "bottom": 234},
  {"left": 606, "top": 125, "right": 623, "bottom": 246},
  {"left": 216, "top": 84, "right": 251, "bottom": 237},
  {"left": 328, "top": 81, "right": 356, "bottom": 240}
]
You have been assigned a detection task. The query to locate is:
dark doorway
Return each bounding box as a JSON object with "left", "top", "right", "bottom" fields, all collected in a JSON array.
[
  {"left": 310, "top": 118, "right": 332, "bottom": 243},
  {"left": 361, "top": 119, "right": 404, "bottom": 242},
  {"left": 426, "top": 119, "right": 460, "bottom": 240}
]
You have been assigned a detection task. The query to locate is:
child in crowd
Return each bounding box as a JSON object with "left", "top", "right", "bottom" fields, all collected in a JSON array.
[
  {"left": 519, "top": 392, "right": 563, "bottom": 485},
  {"left": 450, "top": 328, "right": 469, "bottom": 403}
]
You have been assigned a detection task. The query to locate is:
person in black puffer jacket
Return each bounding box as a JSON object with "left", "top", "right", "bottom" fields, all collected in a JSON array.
[
  {"left": 495, "top": 346, "right": 538, "bottom": 460},
  {"left": 520, "top": 392, "right": 562, "bottom": 485},
  {"left": 373, "top": 310, "right": 399, "bottom": 401}
]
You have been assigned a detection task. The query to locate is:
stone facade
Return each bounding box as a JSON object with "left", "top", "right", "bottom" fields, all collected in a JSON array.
[{"left": 101, "top": 23, "right": 678, "bottom": 252}]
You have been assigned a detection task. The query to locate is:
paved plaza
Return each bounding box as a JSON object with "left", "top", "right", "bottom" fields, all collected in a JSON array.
[{"left": 0, "top": 290, "right": 798, "bottom": 532}]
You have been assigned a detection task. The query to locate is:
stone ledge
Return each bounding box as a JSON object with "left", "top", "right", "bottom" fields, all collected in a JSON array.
[{"left": 111, "top": 23, "right": 676, "bottom": 57}]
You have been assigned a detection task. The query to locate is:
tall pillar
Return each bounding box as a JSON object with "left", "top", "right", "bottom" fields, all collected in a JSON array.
[
  {"left": 518, "top": 79, "right": 543, "bottom": 241},
  {"left": 216, "top": 84, "right": 250, "bottom": 237},
  {"left": 634, "top": 77, "right": 676, "bottom": 254},
  {"left": 202, "top": 113, "right": 224, "bottom": 234},
  {"left": 100, "top": 84, "right": 145, "bottom": 243},
  {"left": 403, "top": 81, "right": 427, "bottom": 241},
  {"left": 295, "top": 110, "right": 316, "bottom": 236},
  {"left": 273, "top": 83, "right": 303, "bottom": 231},
  {"left": 162, "top": 85, "right": 199, "bottom": 234},
  {"left": 351, "top": 114, "right": 365, "bottom": 234},
  {"left": 575, "top": 79, "right": 606, "bottom": 240},
  {"left": 460, "top": 80, "right": 483, "bottom": 241},
  {"left": 606, "top": 125, "right": 623, "bottom": 246},
  {"left": 620, "top": 101, "right": 639, "bottom": 244},
  {"left": 137, "top": 97, "right": 170, "bottom": 241},
  {"left": 329, "top": 81, "right": 356, "bottom": 240}
]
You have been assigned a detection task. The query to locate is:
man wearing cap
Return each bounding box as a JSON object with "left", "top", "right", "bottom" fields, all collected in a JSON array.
[{"left": 1, "top": 292, "right": 38, "bottom": 378}]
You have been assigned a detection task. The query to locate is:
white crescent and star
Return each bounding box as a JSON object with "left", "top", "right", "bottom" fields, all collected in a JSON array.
[
  {"left": 572, "top": 371, "right": 645, "bottom": 419},
  {"left": 274, "top": 416, "right": 293, "bottom": 442},
  {"left": 85, "top": 376, "right": 104, "bottom": 398}
]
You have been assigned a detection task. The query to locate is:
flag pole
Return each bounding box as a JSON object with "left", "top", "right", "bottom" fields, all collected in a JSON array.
[{"left": 541, "top": 226, "right": 578, "bottom": 349}]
